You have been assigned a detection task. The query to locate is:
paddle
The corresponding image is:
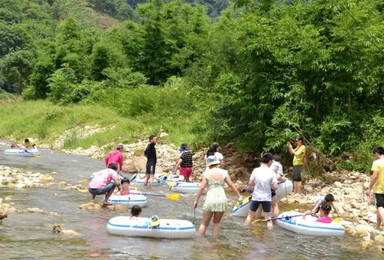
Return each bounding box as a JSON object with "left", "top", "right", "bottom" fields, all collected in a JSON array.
[
  {"left": 252, "top": 213, "right": 313, "bottom": 224},
  {"left": 131, "top": 191, "right": 179, "bottom": 200},
  {"left": 130, "top": 173, "right": 138, "bottom": 182},
  {"left": 24, "top": 149, "right": 40, "bottom": 158}
]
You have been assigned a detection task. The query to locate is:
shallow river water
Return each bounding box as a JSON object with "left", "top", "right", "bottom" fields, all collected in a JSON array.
[{"left": 0, "top": 142, "right": 382, "bottom": 260}]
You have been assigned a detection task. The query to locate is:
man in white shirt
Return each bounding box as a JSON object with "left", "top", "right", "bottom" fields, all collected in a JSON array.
[{"left": 245, "top": 153, "right": 278, "bottom": 229}]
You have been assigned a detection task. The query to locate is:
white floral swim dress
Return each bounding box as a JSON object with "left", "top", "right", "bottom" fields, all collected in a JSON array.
[{"left": 202, "top": 168, "right": 228, "bottom": 212}]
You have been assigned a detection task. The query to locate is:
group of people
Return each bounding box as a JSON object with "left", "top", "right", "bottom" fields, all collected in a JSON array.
[
  {"left": 10, "top": 138, "right": 36, "bottom": 150},
  {"left": 87, "top": 133, "right": 346, "bottom": 239}
]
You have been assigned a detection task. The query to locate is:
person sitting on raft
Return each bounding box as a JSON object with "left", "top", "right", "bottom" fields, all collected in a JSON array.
[
  {"left": 120, "top": 178, "right": 131, "bottom": 195},
  {"left": 130, "top": 205, "right": 142, "bottom": 219},
  {"left": 315, "top": 204, "right": 333, "bottom": 223},
  {"left": 312, "top": 194, "right": 340, "bottom": 217}
]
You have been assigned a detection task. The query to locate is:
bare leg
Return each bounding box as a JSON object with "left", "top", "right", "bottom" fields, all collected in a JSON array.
[
  {"left": 264, "top": 212, "right": 273, "bottom": 230},
  {"left": 377, "top": 207, "right": 384, "bottom": 230},
  {"left": 254, "top": 204, "right": 263, "bottom": 219},
  {"left": 212, "top": 212, "right": 225, "bottom": 239},
  {"left": 149, "top": 175, "right": 154, "bottom": 189},
  {"left": 198, "top": 211, "right": 213, "bottom": 236},
  {"left": 103, "top": 189, "right": 114, "bottom": 205},
  {"left": 245, "top": 210, "right": 256, "bottom": 225},
  {"left": 271, "top": 196, "right": 279, "bottom": 218},
  {"left": 294, "top": 181, "right": 302, "bottom": 195},
  {"left": 144, "top": 174, "right": 149, "bottom": 187}
]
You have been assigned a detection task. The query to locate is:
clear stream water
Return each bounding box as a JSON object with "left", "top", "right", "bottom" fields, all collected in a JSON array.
[{"left": 0, "top": 141, "right": 382, "bottom": 260}]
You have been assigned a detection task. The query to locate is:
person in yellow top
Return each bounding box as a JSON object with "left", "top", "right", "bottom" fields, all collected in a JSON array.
[
  {"left": 287, "top": 136, "right": 306, "bottom": 196},
  {"left": 365, "top": 146, "right": 384, "bottom": 230}
]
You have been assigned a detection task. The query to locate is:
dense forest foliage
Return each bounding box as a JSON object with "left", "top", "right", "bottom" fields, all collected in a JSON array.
[{"left": 1, "top": 0, "right": 384, "bottom": 171}]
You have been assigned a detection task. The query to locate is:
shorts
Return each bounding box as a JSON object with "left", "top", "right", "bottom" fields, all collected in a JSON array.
[
  {"left": 88, "top": 182, "right": 116, "bottom": 195},
  {"left": 271, "top": 189, "right": 276, "bottom": 197},
  {"left": 146, "top": 163, "right": 156, "bottom": 175},
  {"left": 249, "top": 200, "right": 271, "bottom": 213},
  {"left": 374, "top": 193, "right": 384, "bottom": 208},
  {"left": 180, "top": 167, "right": 193, "bottom": 179},
  {"left": 293, "top": 165, "right": 303, "bottom": 182}
]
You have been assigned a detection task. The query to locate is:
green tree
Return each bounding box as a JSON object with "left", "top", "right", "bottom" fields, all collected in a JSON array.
[{"left": 0, "top": 50, "right": 35, "bottom": 94}]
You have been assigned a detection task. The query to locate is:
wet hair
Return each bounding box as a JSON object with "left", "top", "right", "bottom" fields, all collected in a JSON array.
[
  {"left": 131, "top": 205, "right": 142, "bottom": 217},
  {"left": 24, "top": 138, "right": 30, "bottom": 143},
  {"left": 272, "top": 154, "right": 281, "bottom": 162},
  {"left": 108, "top": 163, "right": 118, "bottom": 171},
  {"left": 262, "top": 153, "right": 273, "bottom": 164},
  {"left": 149, "top": 135, "right": 155, "bottom": 141},
  {"left": 373, "top": 147, "right": 384, "bottom": 155},
  {"left": 206, "top": 142, "right": 219, "bottom": 157},
  {"left": 325, "top": 194, "right": 335, "bottom": 202},
  {"left": 321, "top": 204, "right": 332, "bottom": 213},
  {"left": 121, "top": 178, "right": 130, "bottom": 185}
]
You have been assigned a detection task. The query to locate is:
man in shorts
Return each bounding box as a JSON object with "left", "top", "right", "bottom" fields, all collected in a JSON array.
[
  {"left": 245, "top": 153, "right": 278, "bottom": 229},
  {"left": 88, "top": 163, "right": 120, "bottom": 206},
  {"left": 144, "top": 128, "right": 162, "bottom": 189},
  {"left": 365, "top": 146, "right": 384, "bottom": 230}
]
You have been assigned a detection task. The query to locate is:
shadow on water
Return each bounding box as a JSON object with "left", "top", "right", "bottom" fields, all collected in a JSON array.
[{"left": 0, "top": 140, "right": 383, "bottom": 259}]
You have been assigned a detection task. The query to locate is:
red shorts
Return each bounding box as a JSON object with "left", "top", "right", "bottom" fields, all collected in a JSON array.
[{"left": 180, "top": 167, "right": 193, "bottom": 179}]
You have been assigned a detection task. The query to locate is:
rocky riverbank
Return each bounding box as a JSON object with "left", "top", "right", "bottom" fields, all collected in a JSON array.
[{"left": 2, "top": 128, "right": 384, "bottom": 253}]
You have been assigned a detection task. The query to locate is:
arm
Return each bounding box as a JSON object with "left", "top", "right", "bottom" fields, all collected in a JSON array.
[
  {"left": 288, "top": 144, "right": 304, "bottom": 156},
  {"left": 174, "top": 158, "right": 182, "bottom": 172},
  {"left": 331, "top": 202, "right": 340, "bottom": 217},
  {"left": 311, "top": 201, "right": 321, "bottom": 214},
  {"left": 105, "top": 154, "right": 110, "bottom": 168},
  {"left": 119, "top": 154, "right": 123, "bottom": 171},
  {"left": 153, "top": 128, "right": 163, "bottom": 143},
  {"left": 225, "top": 174, "right": 241, "bottom": 198},
  {"left": 194, "top": 178, "right": 208, "bottom": 208},
  {"left": 113, "top": 177, "right": 121, "bottom": 192},
  {"left": 271, "top": 181, "right": 278, "bottom": 191},
  {"left": 365, "top": 170, "right": 378, "bottom": 196}
]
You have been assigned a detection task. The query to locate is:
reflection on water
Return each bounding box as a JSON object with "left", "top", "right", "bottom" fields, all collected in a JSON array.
[{"left": 0, "top": 141, "right": 383, "bottom": 259}]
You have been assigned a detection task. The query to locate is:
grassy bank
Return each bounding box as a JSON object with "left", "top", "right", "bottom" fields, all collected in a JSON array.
[{"left": 0, "top": 99, "right": 201, "bottom": 150}]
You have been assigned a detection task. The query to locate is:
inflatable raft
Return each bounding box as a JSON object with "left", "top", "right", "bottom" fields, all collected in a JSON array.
[
  {"left": 107, "top": 216, "right": 196, "bottom": 239},
  {"left": 107, "top": 194, "right": 148, "bottom": 207},
  {"left": 276, "top": 211, "right": 345, "bottom": 236},
  {"left": 167, "top": 181, "right": 201, "bottom": 193},
  {"left": 3, "top": 148, "right": 40, "bottom": 157},
  {"left": 231, "top": 179, "right": 293, "bottom": 217},
  {"left": 131, "top": 173, "right": 164, "bottom": 185}
]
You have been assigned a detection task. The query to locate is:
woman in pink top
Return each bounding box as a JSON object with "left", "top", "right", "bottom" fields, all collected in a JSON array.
[{"left": 88, "top": 164, "right": 121, "bottom": 205}]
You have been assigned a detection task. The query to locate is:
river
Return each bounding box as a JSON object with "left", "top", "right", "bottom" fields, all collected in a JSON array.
[{"left": 0, "top": 141, "right": 382, "bottom": 259}]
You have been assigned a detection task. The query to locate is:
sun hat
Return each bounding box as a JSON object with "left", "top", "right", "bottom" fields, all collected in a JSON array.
[
  {"left": 206, "top": 155, "right": 220, "bottom": 166},
  {"left": 178, "top": 143, "right": 190, "bottom": 152}
]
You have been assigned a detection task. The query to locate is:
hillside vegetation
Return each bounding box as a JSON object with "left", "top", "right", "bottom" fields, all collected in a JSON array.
[{"left": 1, "top": 0, "right": 384, "bottom": 173}]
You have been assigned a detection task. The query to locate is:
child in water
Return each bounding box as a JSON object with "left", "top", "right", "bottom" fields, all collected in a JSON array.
[
  {"left": 312, "top": 194, "right": 340, "bottom": 217},
  {"left": 120, "top": 178, "right": 130, "bottom": 195},
  {"left": 130, "top": 205, "right": 142, "bottom": 219},
  {"left": 315, "top": 204, "right": 333, "bottom": 223}
]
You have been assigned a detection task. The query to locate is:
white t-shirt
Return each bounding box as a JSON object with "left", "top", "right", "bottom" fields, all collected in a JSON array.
[
  {"left": 270, "top": 161, "right": 283, "bottom": 176},
  {"left": 250, "top": 165, "right": 277, "bottom": 201},
  {"left": 204, "top": 152, "right": 224, "bottom": 162}
]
